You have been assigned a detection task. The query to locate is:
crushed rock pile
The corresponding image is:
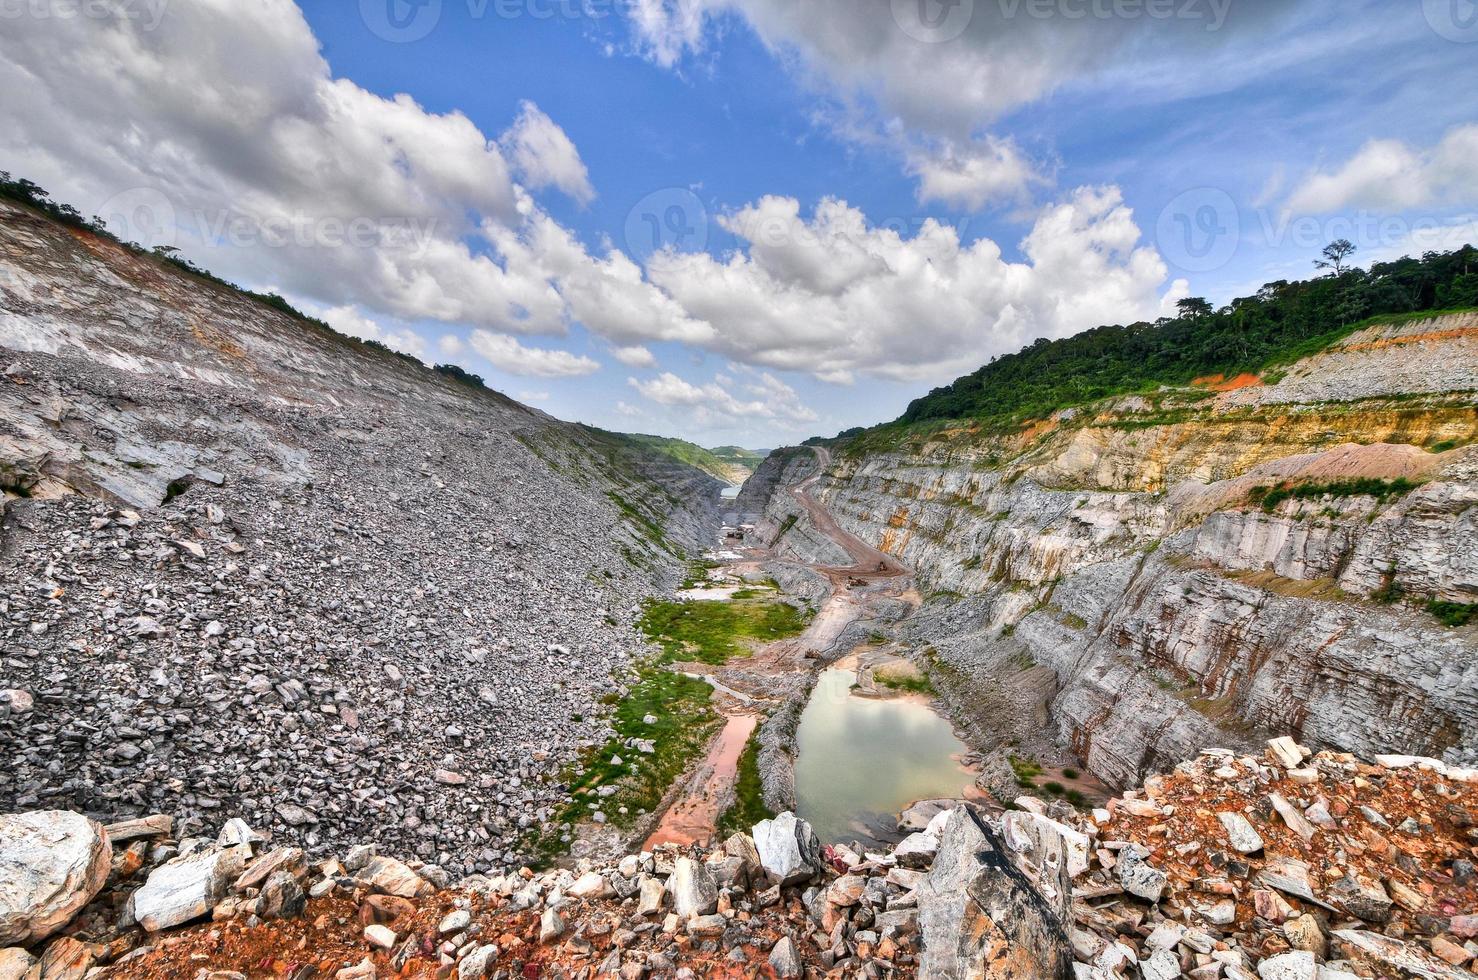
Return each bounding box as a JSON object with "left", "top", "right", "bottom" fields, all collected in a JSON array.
[{"left": 4, "top": 737, "right": 1475, "bottom": 979}]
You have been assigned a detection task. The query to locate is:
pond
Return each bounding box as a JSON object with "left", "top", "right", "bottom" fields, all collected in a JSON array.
[
  {"left": 793, "top": 663, "right": 976, "bottom": 846},
  {"left": 719, "top": 484, "right": 741, "bottom": 499}
]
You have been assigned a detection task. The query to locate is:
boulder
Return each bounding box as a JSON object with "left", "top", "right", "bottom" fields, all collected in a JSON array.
[
  {"left": 667, "top": 857, "right": 718, "bottom": 919},
  {"left": 768, "top": 936, "right": 803, "bottom": 978},
  {"left": 0, "top": 948, "right": 36, "bottom": 980},
  {"left": 752, "top": 813, "right": 820, "bottom": 886},
  {"left": 132, "top": 843, "right": 249, "bottom": 932},
  {"left": 0, "top": 811, "right": 112, "bottom": 946},
  {"left": 1116, "top": 847, "right": 1168, "bottom": 903},
  {"left": 1333, "top": 929, "right": 1474, "bottom": 979},
  {"left": 916, "top": 806, "right": 1073, "bottom": 978}
]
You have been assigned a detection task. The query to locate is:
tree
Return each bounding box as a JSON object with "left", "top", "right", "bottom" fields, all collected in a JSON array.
[
  {"left": 1315, "top": 239, "right": 1357, "bottom": 275},
  {"left": 1176, "top": 297, "right": 1213, "bottom": 319}
]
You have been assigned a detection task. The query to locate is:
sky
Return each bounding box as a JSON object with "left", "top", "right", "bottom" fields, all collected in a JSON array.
[{"left": 1, "top": 0, "right": 1476, "bottom": 448}]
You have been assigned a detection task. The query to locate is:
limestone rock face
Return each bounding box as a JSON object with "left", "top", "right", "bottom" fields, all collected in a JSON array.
[
  {"left": 739, "top": 316, "right": 1478, "bottom": 787},
  {"left": 916, "top": 806, "right": 1073, "bottom": 979},
  {"left": 0, "top": 811, "right": 111, "bottom": 946}
]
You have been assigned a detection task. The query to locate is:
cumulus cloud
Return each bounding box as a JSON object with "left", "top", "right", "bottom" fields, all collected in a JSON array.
[
  {"left": 0, "top": 0, "right": 593, "bottom": 337},
  {"left": 623, "top": 1, "right": 1284, "bottom": 135},
  {"left": 906, "top": 136, "right": 1047, "bottom": 211},
  {"left": 629, "top": 370, "right": 818, "bottom": 428},
  {"left": 612, "top": 345, "right": 659, "bottom": 368},
  {"left": 500, "top": 101, "right": 596, "bottom": 205},
  {"left": 644, "top": 187, "right": 1170, "bottom": 383},
  {"left": 317, "top": 304, "right": 428, "bottom": 361},
  {"left": 1285, "top": 124, "right": 1478, "bottom": 215},
  {"left": 470, "top": 331, "right": 600, "bottom": 377}
]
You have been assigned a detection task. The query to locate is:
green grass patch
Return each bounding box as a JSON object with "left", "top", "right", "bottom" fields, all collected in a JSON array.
[
  {"left": 873, "top": 661, "right": 935, "bottom": 696},
  {"left": 1009, "top": 754, "right": 1043, "bottom": 789},
  {"left": 528, "top": 667, "right": 720, "bottom": 863},
  {"left": 717, "top": 730, "right": 774, "bottom": 839},
  {"left": 771, "top": 513, "right": 798, "bottom": 546},
  {"left": 639, "top": 598, "right": 811, "bottom": 666},
  {"left": 1428, "top": 600, "right": 1478, "bottom": 627},
  {"left": 1249, "top": 477, "right": 1421, "bottom": 513}
]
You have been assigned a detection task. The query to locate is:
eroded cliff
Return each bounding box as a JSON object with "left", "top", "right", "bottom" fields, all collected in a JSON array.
[{"left": 746, "top": 313, "right": 1478, "bottom": 787}]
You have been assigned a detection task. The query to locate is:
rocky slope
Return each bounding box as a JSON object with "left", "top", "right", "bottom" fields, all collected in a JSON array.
[
  {"left": 0, "top": 197, "right": 721, "bottom": 872},
  {"left": 747, "top": 313, "right": 1478, "bottom": 789}
]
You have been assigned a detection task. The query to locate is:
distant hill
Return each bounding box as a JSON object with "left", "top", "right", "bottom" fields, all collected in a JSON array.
[
  {"left": 615, "top": 435, "right": 765, "bottom": 485},
  {"left": 809, "top": 245, "right": 1477, "bottom": 445}
]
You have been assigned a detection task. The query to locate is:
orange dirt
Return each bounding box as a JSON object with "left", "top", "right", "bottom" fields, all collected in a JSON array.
[
  {"left": 1337, "top": 326, "right": 1478, "bottom": 353},
  {"left": 1193, "top": 372, "right": 1264, "bottom": 392}
]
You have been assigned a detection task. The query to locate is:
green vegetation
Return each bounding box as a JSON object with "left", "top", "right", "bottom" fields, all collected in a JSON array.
[
  {"left": 802, "top": 246, "right": 1478, "bottom": 439},
  {"left": 717, "top": 732, "right": 774, "bottom": 839},
  {"left": 531, "top": 591, "right": 808, "bottom": 862},
  {"left": 1428, "top": 600, "right": 1478, "bottom": 628},
  {"left": 873, "top": 661, "right": 935, "bottom": 696},
  {"left": 1248, "top": 477, "right": 1420, "bottom": 513},
  {"left": 1009, "top": 754, "right": 1043, "bottom": 789},
  {"left": 606, "top": 491, "right": 678, "bottom": 555},
  {"left": 612, "top": 433, "right": 763, "bottom": 484},
  {"left": 531, "top": 668, "right": 720, "bottom": 861},
  {"left": 639, "top": 598, "right": 810, "bottom": 665},
  {"left": 771, "top": 513, "right": 798, "bottom": 546}
]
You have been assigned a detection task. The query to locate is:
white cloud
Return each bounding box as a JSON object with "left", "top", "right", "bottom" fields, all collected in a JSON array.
[
  {"left": 470, "top": 331, "right": 600, "bottom": 377},
  {"left": 612, "top": 345, "right": 659, "bottom": 368},
  {"left": 500, "top": 101, "right": 596, "bottom": 205},
  {"left": 0, "top": 0, "right": 602, "bottom": 338},
  {"left": 464, "top": 329, "right": 597, "bottom": 375},
  {"left": 518, "top": 390, "right": 552, "bottom": 402},
  {"left": 1285, "top": 124, "right": 1478, "bottom": 215},
  {"left": 906, "top": 136, "right": 1047, "bottom": 211},
  {"left": 629, "top": 370, "right": 817, "bottom": 428},
  {"left": 438, "top": 334, "right": 466, "bottom": 357},
  {"left": 317, "top": 304, "right": 428, "bottom": 361},
  {"left": 644, "top": 187, "right": 1170, "bottom": 383}
]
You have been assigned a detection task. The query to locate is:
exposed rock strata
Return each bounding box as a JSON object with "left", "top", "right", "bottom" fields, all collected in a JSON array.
[{"left": 744, "top": 315, "right": 1478, "bottom": 785}]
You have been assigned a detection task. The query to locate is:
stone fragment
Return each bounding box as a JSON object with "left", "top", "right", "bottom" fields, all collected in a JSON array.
[
  {"left": 356, "top": 855, "right": 427, "bottom": 898},
  {"left": 1217, "top": 811, "right": 1265, "bottom": 853},
  {"left": 0, "top": 811, "right": 111, "bottom": 946},
  {"left": 1117, "top": 848, "right": 1168, "bottom": 903},
  {"left": 916, "top": 806, "right": 1073, "bottom": 978},
  {"left": 667, "top": 858, "right": 718, "bottom": 919},
  {"left": 132, "top": 844, "right": 249, "bottom": 932},
  {"left": 752, "top": 812, "right": 820, "bottom": 886},
  {"left": 363, "top": 923, "right": 396, "bottom": 950},
  {"left": 1268, "top": 793, "right": 1317, "bottom": 840},
  {"left": 1333, "top": 929, "right": 1474, "bottom": 979},
  {"left": 1266, "top": 737, "right": 1305, "bottom": 768},
  {"left": 1257, "top": 950, "right": 1315, "bottom": 979},
  {"left": 1326, "top": 874, "right": 1392, "bottom": 924},
  {"left": 768, "top": 936, "right": 802, "bottom": 978},
  {"left": 0, "top": 948, "right": 35, "bottom": 980}
]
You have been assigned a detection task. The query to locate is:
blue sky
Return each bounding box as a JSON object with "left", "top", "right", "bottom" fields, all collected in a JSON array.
[{"left": 2, "top": 0, "right": 1476, "bottom": 447}]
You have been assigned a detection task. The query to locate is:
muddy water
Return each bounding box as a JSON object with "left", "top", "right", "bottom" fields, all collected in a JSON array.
[{"left": 793, "top": 665, "right": 975, "bottom": 847}]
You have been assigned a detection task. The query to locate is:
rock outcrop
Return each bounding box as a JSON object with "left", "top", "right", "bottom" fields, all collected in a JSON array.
[{"left": 743, "top": 315, "right": 1478, "bottom": 786}]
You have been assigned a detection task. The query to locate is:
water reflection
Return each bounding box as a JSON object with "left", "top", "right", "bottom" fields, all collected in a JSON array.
[{"left": 793, "top": 665, "right": 974, "bottom": 847}]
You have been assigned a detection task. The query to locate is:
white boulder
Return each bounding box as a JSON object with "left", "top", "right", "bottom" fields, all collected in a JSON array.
[{"left": 0, "top": 811, "right": 111, "bottom": 946}]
